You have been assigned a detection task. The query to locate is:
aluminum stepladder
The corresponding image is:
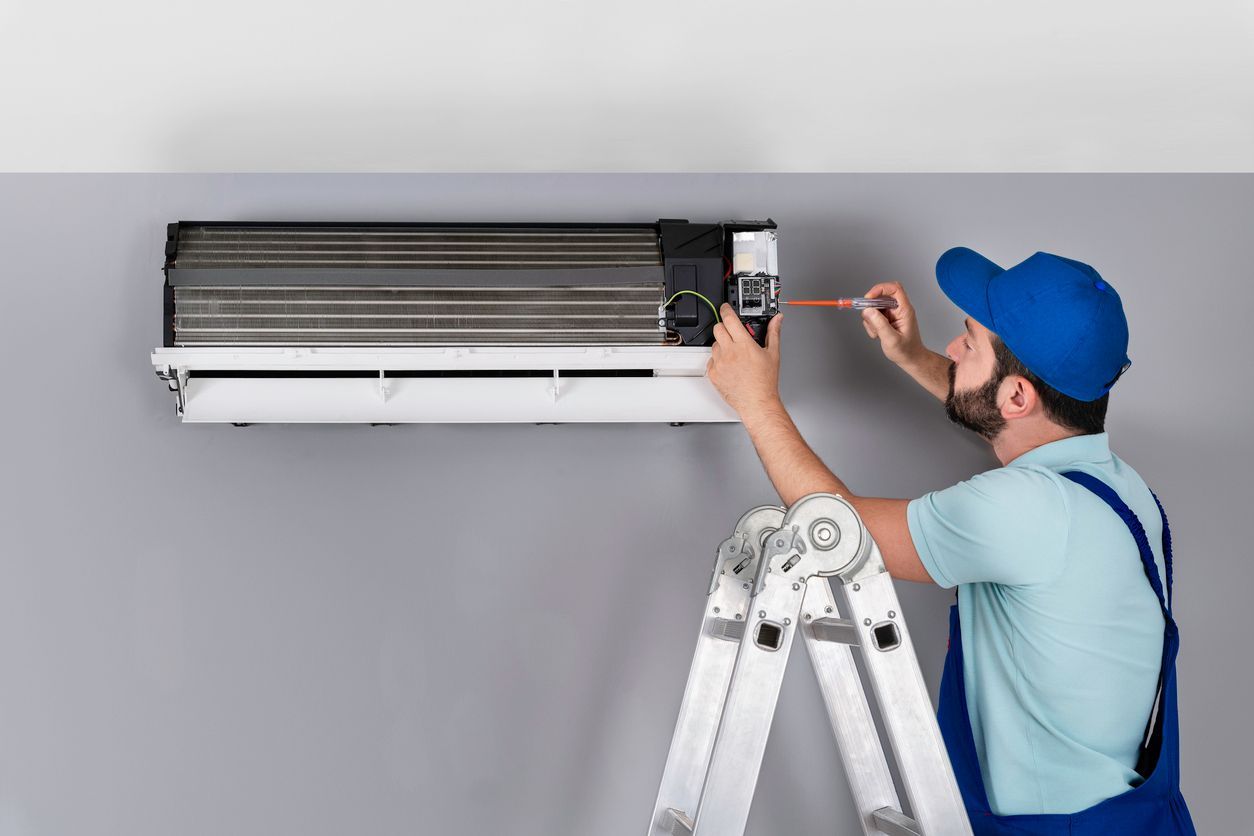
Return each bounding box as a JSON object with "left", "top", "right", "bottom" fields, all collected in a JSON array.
[{"left": 648, "top": 494, "right": 971, "bottom": 836}]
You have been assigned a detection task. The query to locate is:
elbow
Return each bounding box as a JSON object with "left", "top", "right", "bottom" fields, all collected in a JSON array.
[{"left": 783, "top": 484, "right": 848, "bottom": 507}]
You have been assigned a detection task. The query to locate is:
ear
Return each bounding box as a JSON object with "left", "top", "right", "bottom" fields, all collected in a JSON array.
[{"left": 1000, "top": 375, "right": 1038, "bottom": 421}]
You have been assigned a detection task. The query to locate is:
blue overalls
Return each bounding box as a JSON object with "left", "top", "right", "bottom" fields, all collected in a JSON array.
[{"left": 936, "top": 471, "right": 1196, "bottom": 834}]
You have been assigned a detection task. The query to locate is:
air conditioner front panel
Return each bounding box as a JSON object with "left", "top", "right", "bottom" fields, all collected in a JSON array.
[{"left": 155, "top": 219, "right": 780, "bottom": 423}]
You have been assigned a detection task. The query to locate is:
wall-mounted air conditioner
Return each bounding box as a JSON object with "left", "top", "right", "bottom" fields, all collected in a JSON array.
[{"left": 151, "top": 219, "right": 780, "bottom": 423}]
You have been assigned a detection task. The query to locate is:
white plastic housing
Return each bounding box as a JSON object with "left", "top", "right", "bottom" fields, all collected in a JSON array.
[{"left": 151, "top": 346, "right": 737, "bottom": 424}]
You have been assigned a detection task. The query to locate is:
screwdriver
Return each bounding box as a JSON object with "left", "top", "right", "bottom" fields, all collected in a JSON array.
[{"left": 783, "top": 297, "right": 899, "bottom": 310}]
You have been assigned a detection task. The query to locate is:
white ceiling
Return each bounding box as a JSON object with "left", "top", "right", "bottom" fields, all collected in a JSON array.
[{"left": 2, "top": 0, "right": 1251, "bottom": 171}]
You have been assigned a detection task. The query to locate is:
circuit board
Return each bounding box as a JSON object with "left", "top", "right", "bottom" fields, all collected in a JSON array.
[{"left": 729, "top": 274, "right": 781, "bottom": 345}]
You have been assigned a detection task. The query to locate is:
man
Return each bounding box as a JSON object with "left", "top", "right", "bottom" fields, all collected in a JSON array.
[{"left": 706, "top": 247, "right": 1195, "bottom": 834}]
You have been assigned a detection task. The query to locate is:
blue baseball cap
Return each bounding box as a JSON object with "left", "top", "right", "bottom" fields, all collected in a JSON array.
[{"left": 936, "top": 247, "right": 1132, "bottom": 402}]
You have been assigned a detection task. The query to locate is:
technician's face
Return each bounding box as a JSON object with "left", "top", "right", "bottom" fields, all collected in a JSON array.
[{"left": 945, "top": 317, "right": 997, "bottom": 391}]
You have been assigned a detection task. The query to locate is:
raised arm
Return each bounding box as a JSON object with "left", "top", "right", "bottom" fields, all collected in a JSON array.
[
  {"left": 860, "top": 282, "right": 952, "bottom": 402},
  {"left": 707, "top": 304, "right": 935, "bottom": 584}
]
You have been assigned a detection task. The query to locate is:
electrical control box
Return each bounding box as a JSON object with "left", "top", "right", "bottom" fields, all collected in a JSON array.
[{"left": 725, "top": 227, "right": 781, "bottom": 345}]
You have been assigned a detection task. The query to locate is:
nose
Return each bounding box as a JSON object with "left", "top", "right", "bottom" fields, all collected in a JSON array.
[{"left": 945, "top": 334, "right": 962, "bottom": 363}]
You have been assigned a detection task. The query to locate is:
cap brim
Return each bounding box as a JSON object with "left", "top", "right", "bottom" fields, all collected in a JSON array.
[{"left": 936, "top": 247, "right": 1003, "bottom": 331}]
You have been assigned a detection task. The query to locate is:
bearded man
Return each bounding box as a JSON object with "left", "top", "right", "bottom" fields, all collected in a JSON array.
[{"left": 705, "top": 247, "right": 1195, "bottom": 834}]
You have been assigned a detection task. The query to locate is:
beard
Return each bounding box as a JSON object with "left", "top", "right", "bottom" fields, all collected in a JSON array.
[{"left": 944, "top": 363, "right": 1006, "bottom": 440}]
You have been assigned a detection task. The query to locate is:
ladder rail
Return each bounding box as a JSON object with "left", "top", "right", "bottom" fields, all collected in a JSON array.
[
  {"left": 648, "top": 571, "right": 753, "bottom": 835},
  {"left": 800, "top": 577, "right": 903, "bottom": 835},
  {"left": 692, "top": 564, "right": 807, "bottom": 835},
  {"left": 648, "top": 507, "right": 785, "bottom": 836},
  {"left": 838, "top": 561, "right": 969, "bottom": 834}
]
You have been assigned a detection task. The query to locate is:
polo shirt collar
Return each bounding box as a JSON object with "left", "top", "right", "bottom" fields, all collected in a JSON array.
[{"left": 1008, "top": 432, "right": 1112, "bottom": 470}]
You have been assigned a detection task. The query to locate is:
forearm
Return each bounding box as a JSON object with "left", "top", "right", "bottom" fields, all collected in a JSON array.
[
  {"left": 741, "top": 401, "right": 851, "bottom": 506},
  {"left": 899, "top": 349, "right": 952, "bottom": 402},
  {"left": 739, "top": 401, "right": 934, "bottom": 583}
]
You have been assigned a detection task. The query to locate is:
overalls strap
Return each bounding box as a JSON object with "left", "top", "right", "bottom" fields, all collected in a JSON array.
[
  {"left": 1152, "top": 492, "right": 1174, "bottom": 611},
  {"left": 1061, "top": 470, "right": 1178, "bottom": 785},
  {"left": 1060, "top": 471, "right": 1173, "bottom": 618}
]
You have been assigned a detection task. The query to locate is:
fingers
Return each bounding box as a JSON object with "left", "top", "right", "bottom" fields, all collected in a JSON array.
[
  {"left": 765, "top": 314, "right": 783, "bottom": 356},
  {"left": 862, "top": 309, "right": 902, "bottom": 345},
  {"left": 862, "top": 313, "right": 877, "bottom": 340},
  {"left": 712, "top": 322, "right": 730, "bottom": 345},
  {"left": 862, "top": 308, "right": 891, "bottom": 340},
  {"left": 864, "top": 281, "right": 901, "bottom": 299},
  {"left": 718, "top": 304, "right": 747, "bottom": 342},
  {"left": 865, "top": 281, "right": 912, "bottom": 315}
]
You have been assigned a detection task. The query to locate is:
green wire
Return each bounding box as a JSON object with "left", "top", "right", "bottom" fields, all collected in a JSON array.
[{"left": 662, "top": 290, "right": 722, "bottom": 324}]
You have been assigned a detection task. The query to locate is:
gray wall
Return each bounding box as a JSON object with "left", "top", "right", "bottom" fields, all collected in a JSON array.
[{"left": 1, "top": 175, "right": 1248, "bottom": 835}]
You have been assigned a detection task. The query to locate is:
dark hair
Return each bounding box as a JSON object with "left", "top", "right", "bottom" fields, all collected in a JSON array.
[{"left": 990, "top": 337, "right": 1108, "bottom": 435}]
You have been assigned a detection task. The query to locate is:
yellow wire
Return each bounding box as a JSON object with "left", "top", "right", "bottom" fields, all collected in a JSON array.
[{"left": 662, "top": 290, "right": 722, "bottom": 324}]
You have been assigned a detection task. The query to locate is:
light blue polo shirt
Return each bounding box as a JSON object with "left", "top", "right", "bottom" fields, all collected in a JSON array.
[{"left": 907, "top": 433, "right": 1166, "bottom": 816}]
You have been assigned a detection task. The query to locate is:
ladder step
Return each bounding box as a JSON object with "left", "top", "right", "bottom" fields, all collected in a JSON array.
[
  {"left": 707, "top": 616, "right": 746, "bottom": 643},
  {"left": 872, "top": 806, "right": 921, "bottom": 836},
  {"left": 661, "top": 807, "right": 695, "bottom": 836},
  {"left": 810, "top": 616, "right": 860, "bottom": 645}
]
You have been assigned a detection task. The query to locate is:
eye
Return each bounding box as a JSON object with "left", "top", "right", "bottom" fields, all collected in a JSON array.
[{"left": 964, "top": 339, "right": 973, "bottom": 350}]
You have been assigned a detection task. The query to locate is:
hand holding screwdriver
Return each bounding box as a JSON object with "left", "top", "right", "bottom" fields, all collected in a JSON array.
[{"left": 857, "top": 282, "right": 928, "bottom": 369}]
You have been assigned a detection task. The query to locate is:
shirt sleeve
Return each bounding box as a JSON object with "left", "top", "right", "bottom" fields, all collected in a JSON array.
[{"left": 907, "top": 466, "right": 1070, "bottom": 588}]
